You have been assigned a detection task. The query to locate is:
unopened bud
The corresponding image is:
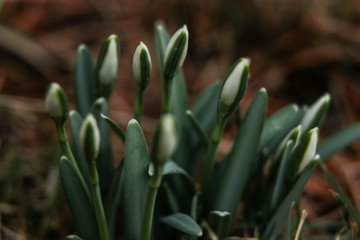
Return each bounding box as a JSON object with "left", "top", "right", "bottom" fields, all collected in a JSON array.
[
  {"left": 151, "top": 114, "right": 177, "bottom": 167},
  {"left": 80, "top": 114, "right": 100, "bottom": 162},
  {"left": 218, "top": 58, "right": 250, "bottom": 117},
  {"left": 96, "top": 34, "right": 120, "bottom": 98},
  {"left": 133, "top": 41, "right": 152, "bottom": 90},
  {"left": 163, "top": 25, "right": 188, "bottom": 81},
  {"left": 45, "top": 82, "right": 69, "bottom": 123},
  {"left": 297, "top": 127, "right": 318, "bottom": 173}
]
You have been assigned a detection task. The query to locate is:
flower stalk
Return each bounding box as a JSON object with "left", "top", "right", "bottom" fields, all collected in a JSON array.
[
  {"left": 200, "top": 58, "right": 250, "bottom": 210},
  {"left": 133, "top": 42, "right": 152, "bottom": 122},
  {"left": 140, "top": 114, "right": 177, "bottom": 240},
  {"left": 80, "top": 114, "right": 109, "bottom": 240}
]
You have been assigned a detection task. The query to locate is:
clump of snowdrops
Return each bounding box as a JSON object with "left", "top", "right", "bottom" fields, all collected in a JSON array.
[{"left": 45, "top": 22, "right": 360, "bottom": 240}]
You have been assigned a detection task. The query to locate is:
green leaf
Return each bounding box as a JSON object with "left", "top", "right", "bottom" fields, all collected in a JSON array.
[
  {"left": 208, "top": 211, "right": 232, "bottom": 239},
  {"left": 75, "top": 44, "right": 96, "bottom": 117},
  {"left": 100, "top": 113, "right": 126, "bottom": 142},
  {"left": 214, "top": 88, "right": 267, "bottom": 216},
  {"left": 270, "top": 140, "right": 294, "bottom": 211},
  {"left": 66, "top": 236, "right": 84, "bottom": 240},
  {"left": 300, "top": 93, "right": 330, "bottom": 133},
  {"left": 123, "top": 119, "right": 149, "bottom": 240},
  {"left": 154, "top": 22, "right": 171, "bottom": 73},
  {"left": 69, "top": 111, "right": 90, "bottom": 186},
  {"left": 104, "top": 160, "right": 124, "bottom": 240},
  {"left": 317, "top": 123, "right": 360, "bottom": 161},
  {"left": 59, "top": 157, "right": 99, "bottom": 240},
  {"left": 259, "top": 104, "right": 301, "bottom": 157},
  {"left": 261, "top": 159, "right": 318, "bottom": 240},
  {"left": 186, "top": 110, "right": 209, "bottom": 146},
  {"left": 148, "top": 160, "right": 192, "bottom": 182},
  {"left": 91, "top": 98, "right": 114, "bottom": 196},
  {"left": 187, "top": 81, "right": 222, "bottom": 176},
  {"left": 320, "top": 164, "right": 360, "bottom": 229},
  {"left": 161, "top": 213, "right": 203, "bottom": 237}
]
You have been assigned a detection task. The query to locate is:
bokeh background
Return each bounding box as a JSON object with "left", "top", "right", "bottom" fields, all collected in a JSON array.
[{"left": 0, "top": 0, "right": 360, "bottom": 239}]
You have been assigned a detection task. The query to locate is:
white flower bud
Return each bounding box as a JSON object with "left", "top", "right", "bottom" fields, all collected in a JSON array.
[
  {"left": 133, "top": 41, "right": 152, "bottom": 90},
  {"left": 218, "top": 58, "right": 250, "bottom": 116},
  {"left": 80, "top": 114, "right": 100, "bottom": 161},
  {"left": 96, "top": 34, "right": 120, "bottom": 98},
  {"left": 297, "top": 127, "right": 318, "bottom": 173},
  {"left": 163, "top": 25, "right": 188, "bottom": 81},
  {"left": 151, "top": 114, "right": 178, "bottom": 167},
  {"left": 45, "top": 82, "right": 69, "bottom": 122}
]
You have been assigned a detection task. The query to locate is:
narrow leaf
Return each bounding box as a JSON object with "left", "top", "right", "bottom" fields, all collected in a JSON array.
[
  {"left": 259, "top": 104, "right": 303, "bottom": 158},
  {"left": 148, "top": 160, "right": 192, "bottom": 182},
  {"left": 320, "top": 164, "right": 360, "bottom": 228},
  {"left": 317, "top": 123, "right": 360, "bottom": 161},
  {"left": 214, "top": 88, "right": 267, "bottom": 216},
  {"left": 100, "top": 113, "right": 126, "bottom": 142},
  {"left": 123, "top": 119, "right": 150, "bottom": 240},
  {"left": 59, "top": 157, "right": 99, "bottom": 240},
  {"left": 69, "top": 110, "right": 90, "bottom": 187},
  {"left": 104, "top": 160, "right": 124, "bottom": 240},
  {"left": 261, "top": 160, "right": 318, "bottom": 240},
  {"left": 75, "top": 44, "right": 96, "bottom": 117},
  {"left": 161, "top": 213, "right": 203, "bottom": 237},
  {"left": 186, "top": 109, "right": 209, "bottom": 146},
  {"left": 66, "top": 236, "right": 84, "bottom": 240},
  {"left": 91, "top": 98, "right": 114, "bottom": 196}
]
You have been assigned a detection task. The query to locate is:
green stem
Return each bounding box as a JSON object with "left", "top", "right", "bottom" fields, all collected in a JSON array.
[
  {"left": 200, "top": 114, "right": 227, "bottom": 210},
  {"left": 162, "top": 80, "right": 171, "bottom": 113},
  {"left": 55, "top": 122, "right": 91, "bottom": 199},
  {"left": 141, "top": 166, "right": 163, "bottom": 240},
  {"left": 89, "top": 161, "right": 109, "bottom": 240},
  {"left": 134, "top": 88, "right": 144, "bottom": 123}
]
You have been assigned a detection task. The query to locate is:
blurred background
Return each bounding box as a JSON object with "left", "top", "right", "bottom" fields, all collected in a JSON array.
[{"left": 0, "top": 0, "right": 360, "bottom": 239}]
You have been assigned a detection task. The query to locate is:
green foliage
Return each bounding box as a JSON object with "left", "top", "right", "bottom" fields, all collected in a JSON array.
[{"left": 46, "top": 22, "right": 360, "bottom": 240}]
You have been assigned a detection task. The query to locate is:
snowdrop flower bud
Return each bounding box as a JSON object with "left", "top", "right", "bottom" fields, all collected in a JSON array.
[
  {"left": 218, "top": 58, "right": 250, "bottom": 117},
  {"left": 80, "top": 114, "right": 100, "bottom": 162},
  {"left": 96, "top": 34, "right": 120, "bottom": 98},
  {"left": 301, "top": 93, "right": 330, "bottom": 132},
  {"left": 151, "top": 114, "right": 178, "bottom": 167},
  {"left": 45, "top": 82, "right": 69, "bottom": 123},
  {"left": 133, "top": 41, "right": 152, "bottom": 90},
  {"left": 297, "top": 127, "right": 318, "bottom": 173},
  {"left": 163, "top": 25, "right": 188, "bottom": 81}
]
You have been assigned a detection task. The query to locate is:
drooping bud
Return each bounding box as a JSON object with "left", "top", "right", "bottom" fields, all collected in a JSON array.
[
  {"left": 218, "top": 58, "right": 250, "bottom": 117},
  {"left": 45, "top": 82, "right": 69, "bottom": 123},
  {"left": 96, "top": 34, "right": 120, "bottom": 99},
  {"left": 163, "top": 25, "right": 188, "bottom": 81},
  {"left": 301, "top": 93, "right": 330, "bottom": 132},
  {"left": 133, "top": 41, "right": 152, "bottom": 90},
  {"left": 151, "top": 114, "right": 177, "bottom": 167},
  {"left": 80, "top": 114, "right": 100, "bottom": 162}
]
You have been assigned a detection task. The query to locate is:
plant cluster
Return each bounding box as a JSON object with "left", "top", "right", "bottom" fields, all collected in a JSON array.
[{"left": 45, "top": 22, "right": 360, "bottom": 240}]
